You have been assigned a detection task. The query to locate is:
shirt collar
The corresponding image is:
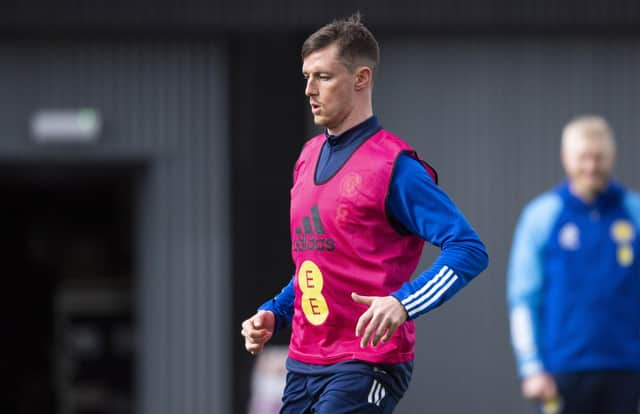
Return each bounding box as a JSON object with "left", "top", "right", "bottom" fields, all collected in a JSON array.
[
  {"left": 324, "top": 115, "right": 380, "bottom": 147},
  {"left": 559, "top": 179, "right": 623, "bottom": 210}
]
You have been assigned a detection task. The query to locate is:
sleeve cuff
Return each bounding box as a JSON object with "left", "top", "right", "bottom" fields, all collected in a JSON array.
[
  {"left": 519, "top": 360, "right": 544, "bottom": 378},
  {"left": 257, "top": 302, "right": 282, "bottom": 335},
  {"left": 390, "top": 292, "right": 413, "bottom": 320}
]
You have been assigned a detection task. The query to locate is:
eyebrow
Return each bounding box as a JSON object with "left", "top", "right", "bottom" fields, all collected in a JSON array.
[{"left": 302, "top": 70, "right": 331, "bottom": 76}]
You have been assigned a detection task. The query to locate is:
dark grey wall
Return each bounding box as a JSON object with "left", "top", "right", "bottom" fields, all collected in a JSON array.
[
  {"left": 372, "top": 35, "right": 640, "bottom": 413},
  {"left": 229, "top": 35, "right": 307, "bottom": 414},
  {"left": 5, "top": 0, "right": 640, "bottom": 33},
  {"left": 0, "top": 39, "right": 230, "bottom": 414},
  {"left": 4, "top": 28, "right": 640, "bottom": 414}
]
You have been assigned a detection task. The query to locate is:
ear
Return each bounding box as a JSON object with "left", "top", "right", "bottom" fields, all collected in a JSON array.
[
  {"left": 354, "top": 66, "right": 372, "bottom": 91},
  {"left": 560, "top": 148, "right": 569, "bottom": 171}
]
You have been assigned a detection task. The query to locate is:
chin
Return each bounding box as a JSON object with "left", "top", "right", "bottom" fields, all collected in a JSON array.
[
  {"left": 584, "top": 180, "right": 607, "bottom": 194},
  {"left": 312, "top": 116, "right": 328, "bottom": 127}
]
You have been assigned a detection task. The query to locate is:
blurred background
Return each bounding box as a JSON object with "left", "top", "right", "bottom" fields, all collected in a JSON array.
[{"left": 2, "top": 1, "right": 640, "bottom": 413}]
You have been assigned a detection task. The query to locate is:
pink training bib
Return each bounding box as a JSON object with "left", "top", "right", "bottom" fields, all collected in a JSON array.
[{"left": 288, "top": 129, "right": 433, "bottom": 365}]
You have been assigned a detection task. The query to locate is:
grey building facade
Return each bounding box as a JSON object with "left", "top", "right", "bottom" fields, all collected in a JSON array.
[{"left": 1, "top": 2, "right": 639, "bottom": 413}]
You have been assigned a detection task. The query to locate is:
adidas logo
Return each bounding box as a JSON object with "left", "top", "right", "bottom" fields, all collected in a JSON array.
[{"left": 293, "top": 205, "right": 335, "bottom": 252}]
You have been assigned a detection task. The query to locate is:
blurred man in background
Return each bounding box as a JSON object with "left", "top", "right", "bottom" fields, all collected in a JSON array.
[
  {"left": 241, "top": 13, "right": 488, "bottom": 413},
  {"left": 507, "top": 115, "right": 640, "bottom": 413}
]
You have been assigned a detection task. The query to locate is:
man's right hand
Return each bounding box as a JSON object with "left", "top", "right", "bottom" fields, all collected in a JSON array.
[
  {"left": 241, "top": 310, "right": 275, "bottom": 355},
  {"left": 522, "top": 371, "right": 558, "bottom": 402}
]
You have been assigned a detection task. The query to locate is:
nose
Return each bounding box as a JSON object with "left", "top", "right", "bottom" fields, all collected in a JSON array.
[
  {"left": 583, "top": 156, "right": 598, "bottom": 173},
  {"left": 305, "top": 77, "right": 317, "bottom": 97}
]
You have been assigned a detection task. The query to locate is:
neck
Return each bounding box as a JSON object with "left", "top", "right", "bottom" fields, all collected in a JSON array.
[
  {"left": 327, "top": 99, "right": 373, "bottom": 136},
  {"left": 569, "top": 183, "right": 601, "bottom": 204}
]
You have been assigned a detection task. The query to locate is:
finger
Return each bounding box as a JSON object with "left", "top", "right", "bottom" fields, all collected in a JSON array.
[
  {"left": 381, "top": 323, "right": 399, "bottom": 343},
  {"left": 252, "top": 313, "right": 264, "bottom": 329},
  {"left": 245, "top": 341, "right": 264, "bottom": 354},
  {"left": 241, "top": 325, "right": 262, "bottom": 339},
  {"left": 245, "top": 340, "right": 263, "bottom": 351},
  {"left": 355, "top": 308, "right": 373, "bottom": 338},
  {"left": 245, "top": 335, "right": 265, "bottom": 346},
  {"left": 371, "top": 321, "right": 389, "bottom": 347},
  {"left": 241, "top": 326, "right": 252, "bottom": 338},
  {"left": 247, "top": 328, "right": 271, "bottom": 341},
  {"left": 360, "top": 314, "right": 382, "bottom": 348},
  {"left": 360, "top": 323, "right": 375, "bottom": 348},
  {"left": 241, "top": 319, "right": 252, "bottom": 331},
  {"left": 241, "top": 325, "right": 271, "bottom": 343},
  {"left": 242, "top": 318, "right": 258, "bottom": 334},
  {"left": 372, "top": 317, "right": 395, "bottom": 347},
  {"left": 351, "top": 292, "right": 374, "bottom": 305}
]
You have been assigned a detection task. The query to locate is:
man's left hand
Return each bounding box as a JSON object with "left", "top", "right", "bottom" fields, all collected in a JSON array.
[{"left": 352, "top": 292, "right": 408, "bottom": 348}]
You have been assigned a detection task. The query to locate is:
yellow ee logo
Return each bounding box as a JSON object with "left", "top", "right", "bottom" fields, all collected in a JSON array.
[
  {"left": 617, "top": 245, "right": 634, "bottom": 267},
  {"left": 611, "top": 220, "right": 635, "bottom": 244},
  {"left": 611, "top": 220, "right": 635, "bottom": 267},
  {"left": 298, "top": 260, "right": 329, "bottom": 325}
]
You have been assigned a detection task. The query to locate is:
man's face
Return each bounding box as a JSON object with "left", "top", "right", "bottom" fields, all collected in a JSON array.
[
  {"left": 562, "top": 133, "right": 615, "bottom": 197},
  {"left": 302, "top": 43, "right": 356, "bottom": 133}
]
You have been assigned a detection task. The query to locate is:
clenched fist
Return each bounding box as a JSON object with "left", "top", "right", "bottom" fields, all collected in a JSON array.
[{"left": 241, "top": 310, "right": 275, "bottom": 355}]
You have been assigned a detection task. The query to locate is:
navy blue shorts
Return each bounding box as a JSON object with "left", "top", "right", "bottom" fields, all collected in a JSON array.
[
  {"left": 280, "top": 358, "right": 413, "bottom": 414},
  {"left": 539, "top": 371, "right": 640, "bottom": 414}
]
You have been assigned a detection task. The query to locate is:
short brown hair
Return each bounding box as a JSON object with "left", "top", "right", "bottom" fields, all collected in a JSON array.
[{"left": 301, "top": 13, "right": 380, "bottom": 74}]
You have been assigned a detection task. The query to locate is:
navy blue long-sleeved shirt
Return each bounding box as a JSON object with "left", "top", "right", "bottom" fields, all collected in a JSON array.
[{"left": 260, "top": 116, "right": 488, "bottom": 334}]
